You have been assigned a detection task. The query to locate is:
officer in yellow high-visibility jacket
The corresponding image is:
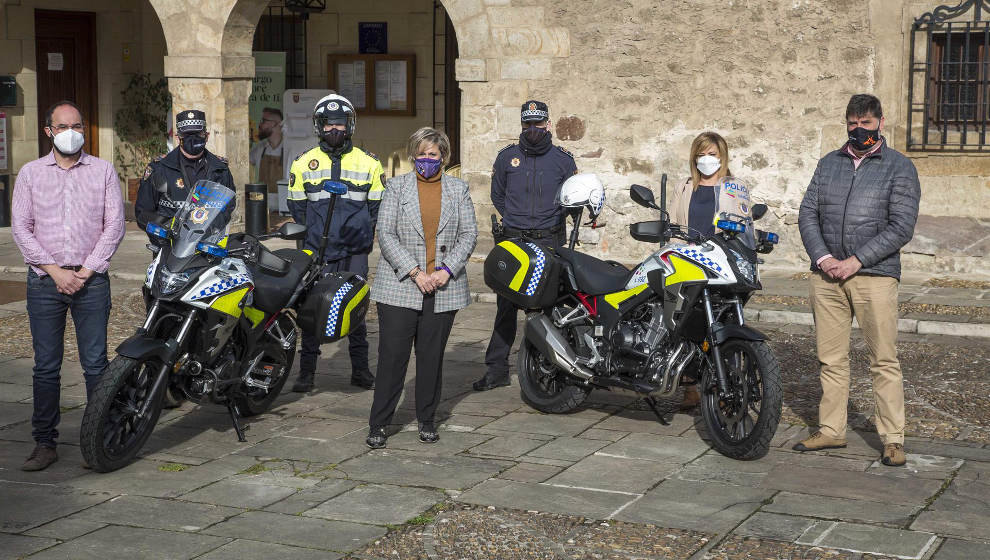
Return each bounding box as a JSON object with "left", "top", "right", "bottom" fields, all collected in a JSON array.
[{"left": 287, "top": 94, "right": 385, "bottom": 392}]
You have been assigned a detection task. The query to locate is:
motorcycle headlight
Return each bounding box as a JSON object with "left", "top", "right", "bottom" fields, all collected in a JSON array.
[
  {"left": 158, "top": 266, "right": 192, "bottom": 295},
  {"left": 731, "top": 250, "right": 756, "bottom": 283}
]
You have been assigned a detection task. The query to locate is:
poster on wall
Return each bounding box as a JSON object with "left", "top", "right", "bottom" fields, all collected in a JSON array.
[
  {"left": 359, "top": 22, "right": 387, "bottom": 54},
  {"left": 249, "top": 52, "right": 286, "bottom": 145}
]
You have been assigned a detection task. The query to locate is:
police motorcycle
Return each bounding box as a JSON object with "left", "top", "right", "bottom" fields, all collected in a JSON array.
[
  {"left": 80, "top": 179, "right": 369, "bottom": 472},
  {"left": 485, "top": 173, "right": 782, "bottom": 459}
]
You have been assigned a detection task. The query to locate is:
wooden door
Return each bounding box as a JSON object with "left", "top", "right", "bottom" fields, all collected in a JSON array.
[{"left": 34, "top": 10, "right": 98, "bottom": 158}]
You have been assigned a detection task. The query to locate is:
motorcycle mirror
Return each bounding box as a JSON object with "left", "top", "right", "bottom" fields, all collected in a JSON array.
[
  {"left": 752, "top": 203, "right": 768, "bottom": 221},
  {"left": 630, "top": 184, "right": 658, "bottom": 209},
  {"left": 277, "top": 221, "right": 307, "bottom": 240}
]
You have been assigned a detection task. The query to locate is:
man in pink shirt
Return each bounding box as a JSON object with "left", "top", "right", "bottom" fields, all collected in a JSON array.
[{"left": 11, "top": 101, "right": 125, "bottom": 471}]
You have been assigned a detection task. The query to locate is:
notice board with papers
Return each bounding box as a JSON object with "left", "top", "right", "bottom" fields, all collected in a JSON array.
[{"left": 327, "top": 54, "right": 415, "bottom": 116}]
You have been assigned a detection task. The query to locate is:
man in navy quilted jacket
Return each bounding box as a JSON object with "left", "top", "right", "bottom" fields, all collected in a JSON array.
[{"left": 795, "top": 94, "right": 921, "bottom": 468}]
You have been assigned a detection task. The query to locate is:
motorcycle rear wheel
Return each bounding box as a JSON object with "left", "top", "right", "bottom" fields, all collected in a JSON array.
[
  {"left": 518, "top": 340, "right": 590, "bottom": 413},
  {"left": 232, "top": 318, "right": 296, "bottom": 417},
  {"left": 700, "top": 338, "right": 782, "bottom": 460},
  {"left": 80, "top": 356, "right": 166, "bottom": 472}
]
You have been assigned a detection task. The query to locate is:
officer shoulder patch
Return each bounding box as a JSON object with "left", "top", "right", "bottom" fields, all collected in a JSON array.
[
  {"left": 556, "top": 146, "right": 575, "bottom": 158},
  {"left": 364, "top": 150, "right": 380, "bottom": 162},
  {"left": 218, "top": 155, "right": 228, "bottom": 164},
  {"left": 142, "top": 165, "right": 153, "bottom": 180},
  {"left": 308, "top": 159, "right": 320, "bottom": 170}
]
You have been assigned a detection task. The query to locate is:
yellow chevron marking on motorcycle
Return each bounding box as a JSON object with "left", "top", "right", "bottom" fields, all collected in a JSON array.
[
  {"left": 303, "top": 249, "right": 313, "bottom": 256},
  {"left": 604, "top": 284, "right": 649, "bottom": 309},
  {"left": 498, "top": 241, "right": 530, "bottom": 292},
  {"left": 217, "top": 236, "right": 228, "bottom": 248},
  {"left": 665, "top": 255, "right": 707, "bottom": 286},
  {"left": 243, "top": 305, "right": 265, "bottom": 328},
  {"left": 210, "top": 287, "right": 249, "bottom": 318},
  {"left": 339, "top": 284, "right": 369, "bottom": 337}
]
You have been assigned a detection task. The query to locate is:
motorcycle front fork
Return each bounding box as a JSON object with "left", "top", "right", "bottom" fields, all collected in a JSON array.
[{"left": 702, "top": 290, "right": 731, "bottom": 397}]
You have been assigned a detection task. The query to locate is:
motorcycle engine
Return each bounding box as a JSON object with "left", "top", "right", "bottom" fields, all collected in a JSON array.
[{"left": 611, "top": 303, "right": 668, "bottom": 358}]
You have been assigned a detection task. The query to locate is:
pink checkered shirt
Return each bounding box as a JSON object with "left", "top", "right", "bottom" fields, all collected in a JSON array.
[{"left": 12, "top": 151, "right": 125, "bottom": 276}]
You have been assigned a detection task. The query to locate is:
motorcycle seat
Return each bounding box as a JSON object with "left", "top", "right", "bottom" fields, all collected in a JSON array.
[
  {"left": 556, "top": 247, "right": 632, "bottom": 295},
  {"left": 250, "top": 248, "right": 311, "bottom": 314}
]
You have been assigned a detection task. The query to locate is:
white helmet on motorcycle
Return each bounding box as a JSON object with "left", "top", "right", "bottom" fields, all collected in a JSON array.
[{"left": 557, "top": 173, "right": 606, "bottom": 219}]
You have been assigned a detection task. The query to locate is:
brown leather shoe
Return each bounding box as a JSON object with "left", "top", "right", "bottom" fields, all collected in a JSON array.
[
  {"left": 21, "top": 444, "right": 58, "bottom": 471},
  {"left": 881, "top": 443, "right": 906, "bottom": 467},
  {"left": 792, "top": 432, "right": 847, "bottom": 452}
]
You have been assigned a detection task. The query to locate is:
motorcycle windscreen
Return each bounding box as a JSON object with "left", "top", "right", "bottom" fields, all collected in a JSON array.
[
  {"left": 713, "top": 176, "right": 757, "bottom": 251},
  {"left": 171, "top": 180, "right": 236, "bottom": 258}
]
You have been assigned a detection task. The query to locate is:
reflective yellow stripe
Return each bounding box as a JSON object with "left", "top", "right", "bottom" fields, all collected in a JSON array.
[
  {"left": 287, "top": 188, "right": 307, "bottom": 200},
  {"left": 210, "top": 287, "right": 249, "bottom": 318},
  {"left": 665, "top": 255, "right": 707, "bottom": 286},
  {"left": 243, "top": 305, "right": 265, "bottom": 328},
  {"left": 368, "top": 190, "right": 383, "bottom": 201},
  {"left": 498, "top": 241, "right": 530, "bottom": 292},
  {"left": 603, "top": 284, "right": 649, "bottom": 309},
  {"left": 339, "top": 284, "right": 369, "bottom": 337},
  {"left": 341, "top": 169, "right": 371, "bottom": 181}
]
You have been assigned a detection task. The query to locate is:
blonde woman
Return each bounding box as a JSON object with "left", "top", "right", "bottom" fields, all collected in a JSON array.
[
  {"left": 669, "top": 131, "right": 733, "bottom": 410},
  {"left": 366, "top": 127, "right": 478, "bottom": 449}
]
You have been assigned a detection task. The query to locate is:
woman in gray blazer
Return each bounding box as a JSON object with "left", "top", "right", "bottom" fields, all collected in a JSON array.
[{"left": 366, "top": 127, "right": 478, "bottom": 448}]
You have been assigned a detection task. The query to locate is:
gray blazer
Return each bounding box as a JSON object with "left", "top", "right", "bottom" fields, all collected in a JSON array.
[{"left": 370, "top": 171, "right": 478, "bottom": 312}]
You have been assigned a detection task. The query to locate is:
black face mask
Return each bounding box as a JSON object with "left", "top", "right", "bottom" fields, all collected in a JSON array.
[
  {"left": 519, "top": 127, "right": 552, "bottom": 156},
  {"left": 321, "top": 128, "right": 348, "bottom": 149},
  {"left": 181, "top": 135, "right": 207, "bottom": 157},
  {"left": 848, "top": 126, "right": 881, "bottom": 151}
]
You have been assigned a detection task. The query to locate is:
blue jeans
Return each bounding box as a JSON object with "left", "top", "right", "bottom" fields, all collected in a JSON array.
[
  {"left": 299, "top": 253, "right": 370, "bottom": 375},
  {"left": 26, "top": 270, "right": 112, "bottom": 447}
]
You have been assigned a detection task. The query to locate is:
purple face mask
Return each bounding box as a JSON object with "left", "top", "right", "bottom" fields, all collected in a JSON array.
[{"left": 415, "top": 157, "right": 443, "bottom": 178}]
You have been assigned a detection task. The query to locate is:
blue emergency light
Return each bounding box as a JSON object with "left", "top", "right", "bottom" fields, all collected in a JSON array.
[
  {"left": 716, "top": 220, "right": 746, "bottom": 233},
  {"left": 146, "top": 223, "right": 170, "bottom": 239},
  {"left": 321, "top": 180, "right": 348, "bottom": 195},
  {"left": 766, "top": 232, "right": 779, "bottom": 244},
  {"left": 197, "top": 242, "right": 228, "bottom": 258}
]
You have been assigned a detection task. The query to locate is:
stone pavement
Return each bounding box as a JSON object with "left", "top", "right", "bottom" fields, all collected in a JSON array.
[{"left": 1, "top": 286, "right": 989, "bottom": 559}]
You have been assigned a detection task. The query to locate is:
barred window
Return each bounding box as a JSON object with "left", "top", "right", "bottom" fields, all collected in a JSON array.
[
  {"left": 252, "top": 4, "right": 307, "bottom": 89},
  {"left": 909, "top": 1, "right": 990, "bottom": 151}
]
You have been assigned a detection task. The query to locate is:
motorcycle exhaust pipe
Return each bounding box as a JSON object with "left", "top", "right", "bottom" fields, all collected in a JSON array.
[{"left": 524, "top": 314, "right": 594, "bottom": 381}]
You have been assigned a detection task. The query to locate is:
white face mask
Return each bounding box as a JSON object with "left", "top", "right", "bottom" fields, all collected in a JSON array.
[
  {"left": 51, "top": 128, "right": 85, "bottom": 155},
  {"left": 696, "top": 154, "right": 721, "bottom": 176}
]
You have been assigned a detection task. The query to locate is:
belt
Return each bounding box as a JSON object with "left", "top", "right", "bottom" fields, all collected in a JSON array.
[
  {"left": 503, "top": 223, "right": 564, "bottom": 238},
  {"left": 61, "top": 265, "right": 82, "bottom": 272}
]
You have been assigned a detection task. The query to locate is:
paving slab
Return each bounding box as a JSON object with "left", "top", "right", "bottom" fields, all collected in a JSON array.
[
  {"left": 383, "top": 430, "right": 492, "bottom": 455},
  {"left": 202, "top": 510, "right": 384, "bottom": 552},
  {"left": 928, "top": 478, "right": 990, "bottom": 515},
  {"left": 0, "top": 402, "right": 33, "bottom": 429},
  {"left": 525, "top": 436, "right": 610, "bottom": 462},
  {"left": 912, "top": 510, "right": 990, "bottom": 541},
  {"left": 905, "top": 440, "right": 990, "bottom": 463},
  {"left": 479, "top": 411, "right": 602, "bottom": 437},
  {"left": 0, "top": 482, "right": 112, "bottom": 533},
  {"left": 25, "top": 525, "right": 229, "bottom": 560},
  {"left": 591, "top": 409, "right": 698, "bottom": 436},
  {"left": 576, "top": 428, "right": 629, "bottom": 441},
  {"left": 264, "top": 479, "right": 360, "bottom": 515},
  {"left": 866, "top": 453, "right": 964, "bottom": 480},
  {"left": 197, "top": 539, "right": 341, "bottom": 560},
  {"left": 496, "top": 462, "right": 563, "bottom": 483},
  {"left": 0, "top": 440, "right": 93, "bottom": 485},
  {"left": 0, "top": 533, "right": 58, "bottom": 559},
  {"left": 0, "top": 383, "right": 31, "bottom": 403},
  {"left": 456, "top": 478, "right": 635, "bottom": 519},
  {"left": 614, "top": 479, "right": 775, "bottom": 533},
  {"left": 24, "top": 518, "right": 106, "bottom": 541},
  {"left": 65, "top": 455, "right": 259, "bottom": 498},
  {"left": 763, "top": 491, "right": 920, "bottom": 526},
  {"left": 337, "top": 449, "right": 508, "bottom": 490},
  {"left": 68, "top": 495, "right": 241, "bottom": 532},
  {"left": 760, "top": 464, "right": 942, "bottom": 506},
  {"left": 546, "top": 454, "right": 676, "bottom": 494},
  {"left": 595, "top": 432, "right": 711, "bottom": 463},
  {"left": 466, "top": 435, "right": 546, "bottom": 458},
  {"left": 305, "top": 483, "right": 443, "bottom": 525},
  {"left": 796, "top": 521, "right": 938, "bottom": 559},
  {"left": 233, "top": 435, "right": 369, "bottom": 464},
  {"left": 733, "top": 511, "right": 817, "bottom": 541},
  {"left": 957, "top": 459, "right": 990, "bottom": 482},
  {"left": 933, "top": 538, "right": 990, "bottom": 560},
  {"left": 179, "top": 478, "right": 298, "bottom": 509},
  {"left": 281, "top": 419, "right": 367, "bottom": 440}
]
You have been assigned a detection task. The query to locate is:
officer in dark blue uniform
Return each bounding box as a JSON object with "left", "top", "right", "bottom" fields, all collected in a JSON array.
[
  {"left": 135, "top": 110, "right": 236, "bottom": 242},
  {"left": 474, "top": 100, "right": 577, "bottom": 391}
]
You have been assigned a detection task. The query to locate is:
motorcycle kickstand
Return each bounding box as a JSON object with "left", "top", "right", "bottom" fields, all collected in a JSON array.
[
  {"left": 643, "top": 396, "right": 672, "bottom": 425},
  {"left": 226, "top": 401, "right": 248, "bottom": 442}
]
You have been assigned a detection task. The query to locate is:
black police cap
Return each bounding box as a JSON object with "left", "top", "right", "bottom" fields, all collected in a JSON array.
[
  {"left": 176, "top": 110, "right": 206, "bottom": 133},
  {"left": 521, "top": 100, "right": 549, "bottom": 122}
]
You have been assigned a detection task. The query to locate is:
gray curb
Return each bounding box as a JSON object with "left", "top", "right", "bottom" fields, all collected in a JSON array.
[{"left": 469, "top": 292, "right": 990, "bottom": 339}]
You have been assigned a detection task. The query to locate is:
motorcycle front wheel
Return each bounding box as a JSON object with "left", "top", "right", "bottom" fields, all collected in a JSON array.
[
  {"left": 518, "top": 339, "right": 590, "bottom": 414},
  {"left": 80, "top": 356, "right": 166, "bottom": 472},
  {"left": 700, "top": 338, "right": 782, "bottom": 460}
]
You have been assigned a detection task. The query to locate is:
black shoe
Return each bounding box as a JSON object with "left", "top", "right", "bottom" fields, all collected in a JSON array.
[
  {"left": 473, "top": 372, "right": 510, "bottom": 391},
  {"left": 292, "top": 371, "right": 315, "bottom": 393},
  {"left": 21, "top": 444, "right": 58, "bottom": 472},
  {"left": 366, "top": 426, "right": 387, "bottom": 449},
  {"left": 350, "top": 370, "right": 375, "bottom": 390},
  {"left": 418, "top": 422, "right": 439, "bottom": 444}
]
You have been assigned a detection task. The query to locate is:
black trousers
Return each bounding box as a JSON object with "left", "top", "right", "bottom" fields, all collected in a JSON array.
[
  {"left": 299, "top": 253, "right": 370, "bottom": 375},
  {"left": 369, "top": 296, "right": 457, "bottom": 427},
  {"left": 483, "top": 231, "right": 565, "bottom": 377}
]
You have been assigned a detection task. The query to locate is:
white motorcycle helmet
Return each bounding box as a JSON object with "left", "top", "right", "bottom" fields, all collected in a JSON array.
[{"left": 557, "top": 173, "right": 606, "bottom": 219}]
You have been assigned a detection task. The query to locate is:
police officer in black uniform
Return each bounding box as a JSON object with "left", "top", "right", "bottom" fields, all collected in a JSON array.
[
  {"left": 135, "top": 110, "right": 236, "bottom": 241},
  {"left": 474, "top": 100, "right": 577, "bottom": 391}
]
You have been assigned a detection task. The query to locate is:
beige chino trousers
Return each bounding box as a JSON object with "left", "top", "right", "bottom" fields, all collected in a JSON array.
[{"left": 809, "top": 272, "right": 905, "bottom": 445}]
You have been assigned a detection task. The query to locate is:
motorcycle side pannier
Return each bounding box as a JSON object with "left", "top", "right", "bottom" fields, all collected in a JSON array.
[
  {"left": 484, "top": 239, "right": 561, "bottom": 310},
  {"left": 297, "top": 272, "right": 369, "bottom": 344}
]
